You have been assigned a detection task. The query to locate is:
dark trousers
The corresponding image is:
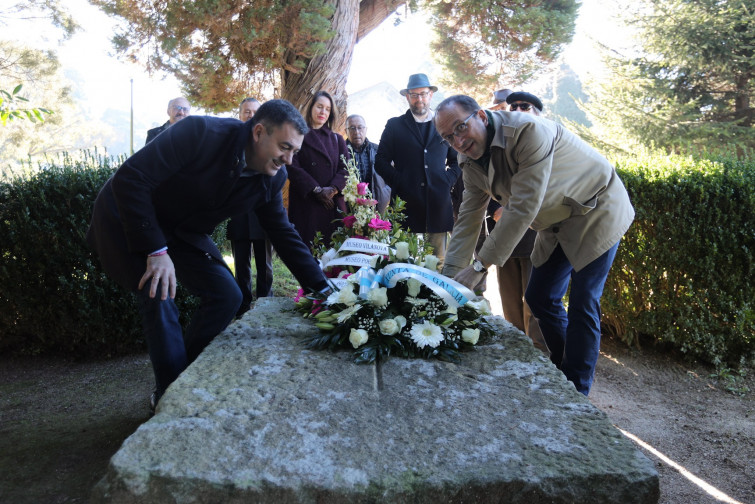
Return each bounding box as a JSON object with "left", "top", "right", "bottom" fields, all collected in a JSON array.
[
  {"left": 231, "top": 238, "right": 274, "bottom": 315},
  {"left": 135, "top": 242, "right": 242, "bottom": 398},
  {"left": 525, "top": 242, "right": 619, "bottom": 396}
]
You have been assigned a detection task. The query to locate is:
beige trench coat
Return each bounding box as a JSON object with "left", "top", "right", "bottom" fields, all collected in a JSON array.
[{"left": 443, "top": 111, "right": 635, "bottom": 276}]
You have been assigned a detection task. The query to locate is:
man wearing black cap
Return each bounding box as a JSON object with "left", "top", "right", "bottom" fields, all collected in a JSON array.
[
  {"left": 506, "top": 91, "right": 544, "bottom": 115},
  {"left": 375, "top": 73, "right": 461, "bottom": 268}
]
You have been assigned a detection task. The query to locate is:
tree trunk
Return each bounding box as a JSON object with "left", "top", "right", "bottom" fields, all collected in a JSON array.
[
  {"left": 281, "top": 0, "right": 359, "bottom": 134},
  {"left": 281, "top": 0, "right": 400, "bottom": 133}
]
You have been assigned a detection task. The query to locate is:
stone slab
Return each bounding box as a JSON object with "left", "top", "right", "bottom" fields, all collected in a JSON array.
[{"left": 92, "top": 297, "right": 659, "bottom": 503}]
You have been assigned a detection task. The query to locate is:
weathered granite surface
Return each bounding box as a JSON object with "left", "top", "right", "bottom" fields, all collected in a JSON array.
[{"left": 92, "top": 297, "right": 659, "bottom": 503}]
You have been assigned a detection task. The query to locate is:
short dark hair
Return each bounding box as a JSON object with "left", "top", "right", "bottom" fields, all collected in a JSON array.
[
  {"left": 251, "top": 99, "right": 308, "bottom": 135},
  {"left": 436, "top": 95, "right": 481, "bottom": 116},
  {"left": 304, "top": 90, "right": 337, "bottom": 130}
]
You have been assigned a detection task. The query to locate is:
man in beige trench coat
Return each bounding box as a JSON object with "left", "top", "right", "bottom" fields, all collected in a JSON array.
[{"left": 435, "top": 94, "right": 635, "bottom": 396}]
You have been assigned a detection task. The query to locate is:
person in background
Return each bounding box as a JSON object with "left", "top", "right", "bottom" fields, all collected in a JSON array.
[
  {"left": 375, "top": 73, "right": 461, "bottom": 269},
  {"left": 488, "top": 90, "right": 546, "bottom": 351},
  {"left": 145, "top": 97, "right": 191, "bottom": 144},
  {"left": 87, "top": 100, "right": 329, "bottom": 412},
  {"left": 286, "top": 90, "right": 349, "bottom": 250},
  {"left": 227, "top": 97, "right": 275, "bottom": 317},
  {"left": 239, "top": 97, "right": 260, "bottom": 122},
  {"left": 489, "top": 88, "right": 514, "bottom": 111},
  {"left": 435, "top": 94, "right": 634, "bottom": 396},
  {"left": 506, "top": 91, "right": 544, "bottom": 115},
  {"left": 344, "top": 114, "right": 390, "bottom": 213}
]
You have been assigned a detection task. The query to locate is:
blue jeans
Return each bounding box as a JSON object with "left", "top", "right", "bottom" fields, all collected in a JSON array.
[
  {"left": 136, "top": 243, "right": 242, "bottom": 398},
  {"left": 525, "top": 242, "right": 619, "bottom": 396}
]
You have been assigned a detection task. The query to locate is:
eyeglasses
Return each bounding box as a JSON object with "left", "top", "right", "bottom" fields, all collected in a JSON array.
[
  {"left": 346, "top": 126, "right": 365, "bottom": 132},
  {"left": 172, "top": 106, "right": 190, "bottom": 112},
  {"left": 509, "top": 102, "right": 532, "bottom": 112},
  {"left": 407, "top": 91, "right": 430, "bottom": 100},
  {"left": 440, "top": 111, "right": 478, "bottom": 146}
]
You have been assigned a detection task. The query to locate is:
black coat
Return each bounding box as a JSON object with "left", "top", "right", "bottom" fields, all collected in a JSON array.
[
  {"left": 87, "top": 115, "right": 326, "bottom": 292},
  {"left": 375, "top": 110, "right": 461, "bottom": 233},
  {"left": 145, "top": 121, "right": 170, "bottom": 144}
]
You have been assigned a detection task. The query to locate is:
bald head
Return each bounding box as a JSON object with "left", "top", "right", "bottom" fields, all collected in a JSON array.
[{"left": 167, "top": 97, "right": 191, "bottom": 124}]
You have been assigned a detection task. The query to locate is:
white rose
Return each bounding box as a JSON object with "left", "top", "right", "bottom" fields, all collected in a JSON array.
[
  {"left": 338, "top": 288, "right": 359, "bottom": 306},
  {"left": 349, "top": 328, "right": 369, "bottom": 348},
  {"left": 423, "top": 254, "right": 439, "bottom": 271},
  {"left": 367, "top": 287, "right": 388, "bottom": 307},
  {"left": 466, "top": 298, "right": 492, "bottom": 315},
  {"left": 461, "top": 328, "right": 480, "bottom": 345},
  {"left": 395, "top": 242, "right": 410, "bottom": 260},
  {"left": 407, "top": 278, "right": 421, "bottom": 297},
  {"left": 394, "top": 315, "right": 407, "bottom": 330},
  {"left": 378, "top": 318, "right": 399, "bottom": 335}
]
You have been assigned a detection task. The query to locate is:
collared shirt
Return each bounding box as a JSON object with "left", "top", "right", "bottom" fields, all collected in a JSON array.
[{"left": 411, "top": 109, "right": 435, "bottom": 123}]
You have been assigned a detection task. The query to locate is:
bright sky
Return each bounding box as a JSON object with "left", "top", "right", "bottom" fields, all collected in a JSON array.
[{"left": 5, "top": 0, "right": 628, "bottom": 155}]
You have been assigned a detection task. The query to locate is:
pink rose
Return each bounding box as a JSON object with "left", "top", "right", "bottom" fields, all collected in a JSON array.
[
  {"left": 356, "top": 198, "right": 377, "bottom": 206},
  {"left": 343, "top": 215, "right": 357, "bottom": 228},
  {"left": 368, "top": 217, "right": 392, "bottom": 231},
  {"left": 357, "top": 182, "right": 369, "bottom": 196}
]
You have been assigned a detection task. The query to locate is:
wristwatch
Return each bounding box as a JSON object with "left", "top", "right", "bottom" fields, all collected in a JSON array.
[
  {"left": 312, "top": 186, "right": 323, "bottom": 195},
  {"left": 472, "top": 260, "right": 487, "bottom": 273}
]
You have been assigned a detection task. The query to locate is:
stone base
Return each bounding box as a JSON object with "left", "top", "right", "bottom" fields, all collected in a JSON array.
[{"left": 92, "top": 297, "right": 659, "bottom": 503}]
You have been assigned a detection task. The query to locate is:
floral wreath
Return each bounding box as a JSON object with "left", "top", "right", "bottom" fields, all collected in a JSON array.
[{"left": 296, "top": 153, "right": 493, "bottom": 363}]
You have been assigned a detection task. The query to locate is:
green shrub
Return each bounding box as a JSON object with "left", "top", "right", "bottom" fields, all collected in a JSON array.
[
  {"left": 0, "top": 151, "right": 229, "bottom": 357},
  {"left": 603, "top": 151, "right": 755, "bottom": 368}
]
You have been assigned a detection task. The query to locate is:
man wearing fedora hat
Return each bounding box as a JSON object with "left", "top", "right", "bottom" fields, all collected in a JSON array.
[
  {"left": 375, "top": 73, "right": 461, "bottom": 267},
  {"left": 489, "top": 89, "right": 514, "bottom": 111}
]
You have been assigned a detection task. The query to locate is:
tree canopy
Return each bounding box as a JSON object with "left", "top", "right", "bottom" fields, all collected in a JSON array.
[
  {"left": 574, "top": 0, "right": 754, "bottom": 155},
  {"left": 89, "top": 0, "right": 578, "bottom": 117}
]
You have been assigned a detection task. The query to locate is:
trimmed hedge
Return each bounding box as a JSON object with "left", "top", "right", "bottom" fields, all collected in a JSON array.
[
  {"left": 1, "top": 150, "right": 753, "bottom": 368},
  {"left": 0, "top": 152, "right": 227, "bottom": 357},
  {"left": 604, "top": 152, "right": 754, "bottom": 367}
]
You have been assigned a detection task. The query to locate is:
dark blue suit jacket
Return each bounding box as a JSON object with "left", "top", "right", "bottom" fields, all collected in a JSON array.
[
  {"left": 87, "top": 115, "right": 326, "bottom": 292},
  {"left": 375, "top": 110, "right": 461, "bottom": 233}
]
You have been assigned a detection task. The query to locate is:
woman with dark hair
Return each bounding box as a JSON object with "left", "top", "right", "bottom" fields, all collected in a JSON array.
[{"left": 287, "top": 90, "right": 349, "bottom": 250}]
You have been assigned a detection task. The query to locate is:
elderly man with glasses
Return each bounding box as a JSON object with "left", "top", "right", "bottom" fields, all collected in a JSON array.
[
  {"left": 434, "top": 94, "right": 634, "bottom": 396},
  {"left": 146, "top": 97, "right": 192, "bottom": 144},
  {"left": 345, "top": 114, "right": 391, "bottom": 213},
  {"left": 375, "top": 73, "right": 461, "bottom": 268}
]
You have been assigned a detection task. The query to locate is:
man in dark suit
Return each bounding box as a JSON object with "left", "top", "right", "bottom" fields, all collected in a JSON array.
[
  {"left": 145, "top": 97, "right": 191, "bottom": 144},
  {"left": 227, "top": 98, "right": 274, "bottom": 317},
  {"left": 87, "top": 100, "right": 328, "bottom": 411},
  {"left": 375, "top": 73, "right": 461, "bottom": 268}
]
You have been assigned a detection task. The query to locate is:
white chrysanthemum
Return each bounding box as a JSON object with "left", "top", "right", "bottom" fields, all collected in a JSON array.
[
  {"left": 349, "top": 328, "right": 369, "bottom": 348},
  {"left": 423, "top": 254, "right": 439, "bottom": 271},
  {"left": 367, "top": 287, "right": 388, "bottom": 307},
  {"left": 410, "top": 322, "right": 444, "bottom": 348},
  {"left": 395, "top": 242, "right": 410, "bottom": 260},
  {"left": 378, "top": 318, "right": 399, "bottom": 335},
  {"left": 337, "top": 304, "right": 362, "bottom": 323},
  {"left": 407, "top": 278, "right": 421, "bottom": 297},
  {"left": 461, "top": 328, "right": 480, "bottom": 345},
  {"left": 466, "top": 298, "right": 492, "bottom": 315}
]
